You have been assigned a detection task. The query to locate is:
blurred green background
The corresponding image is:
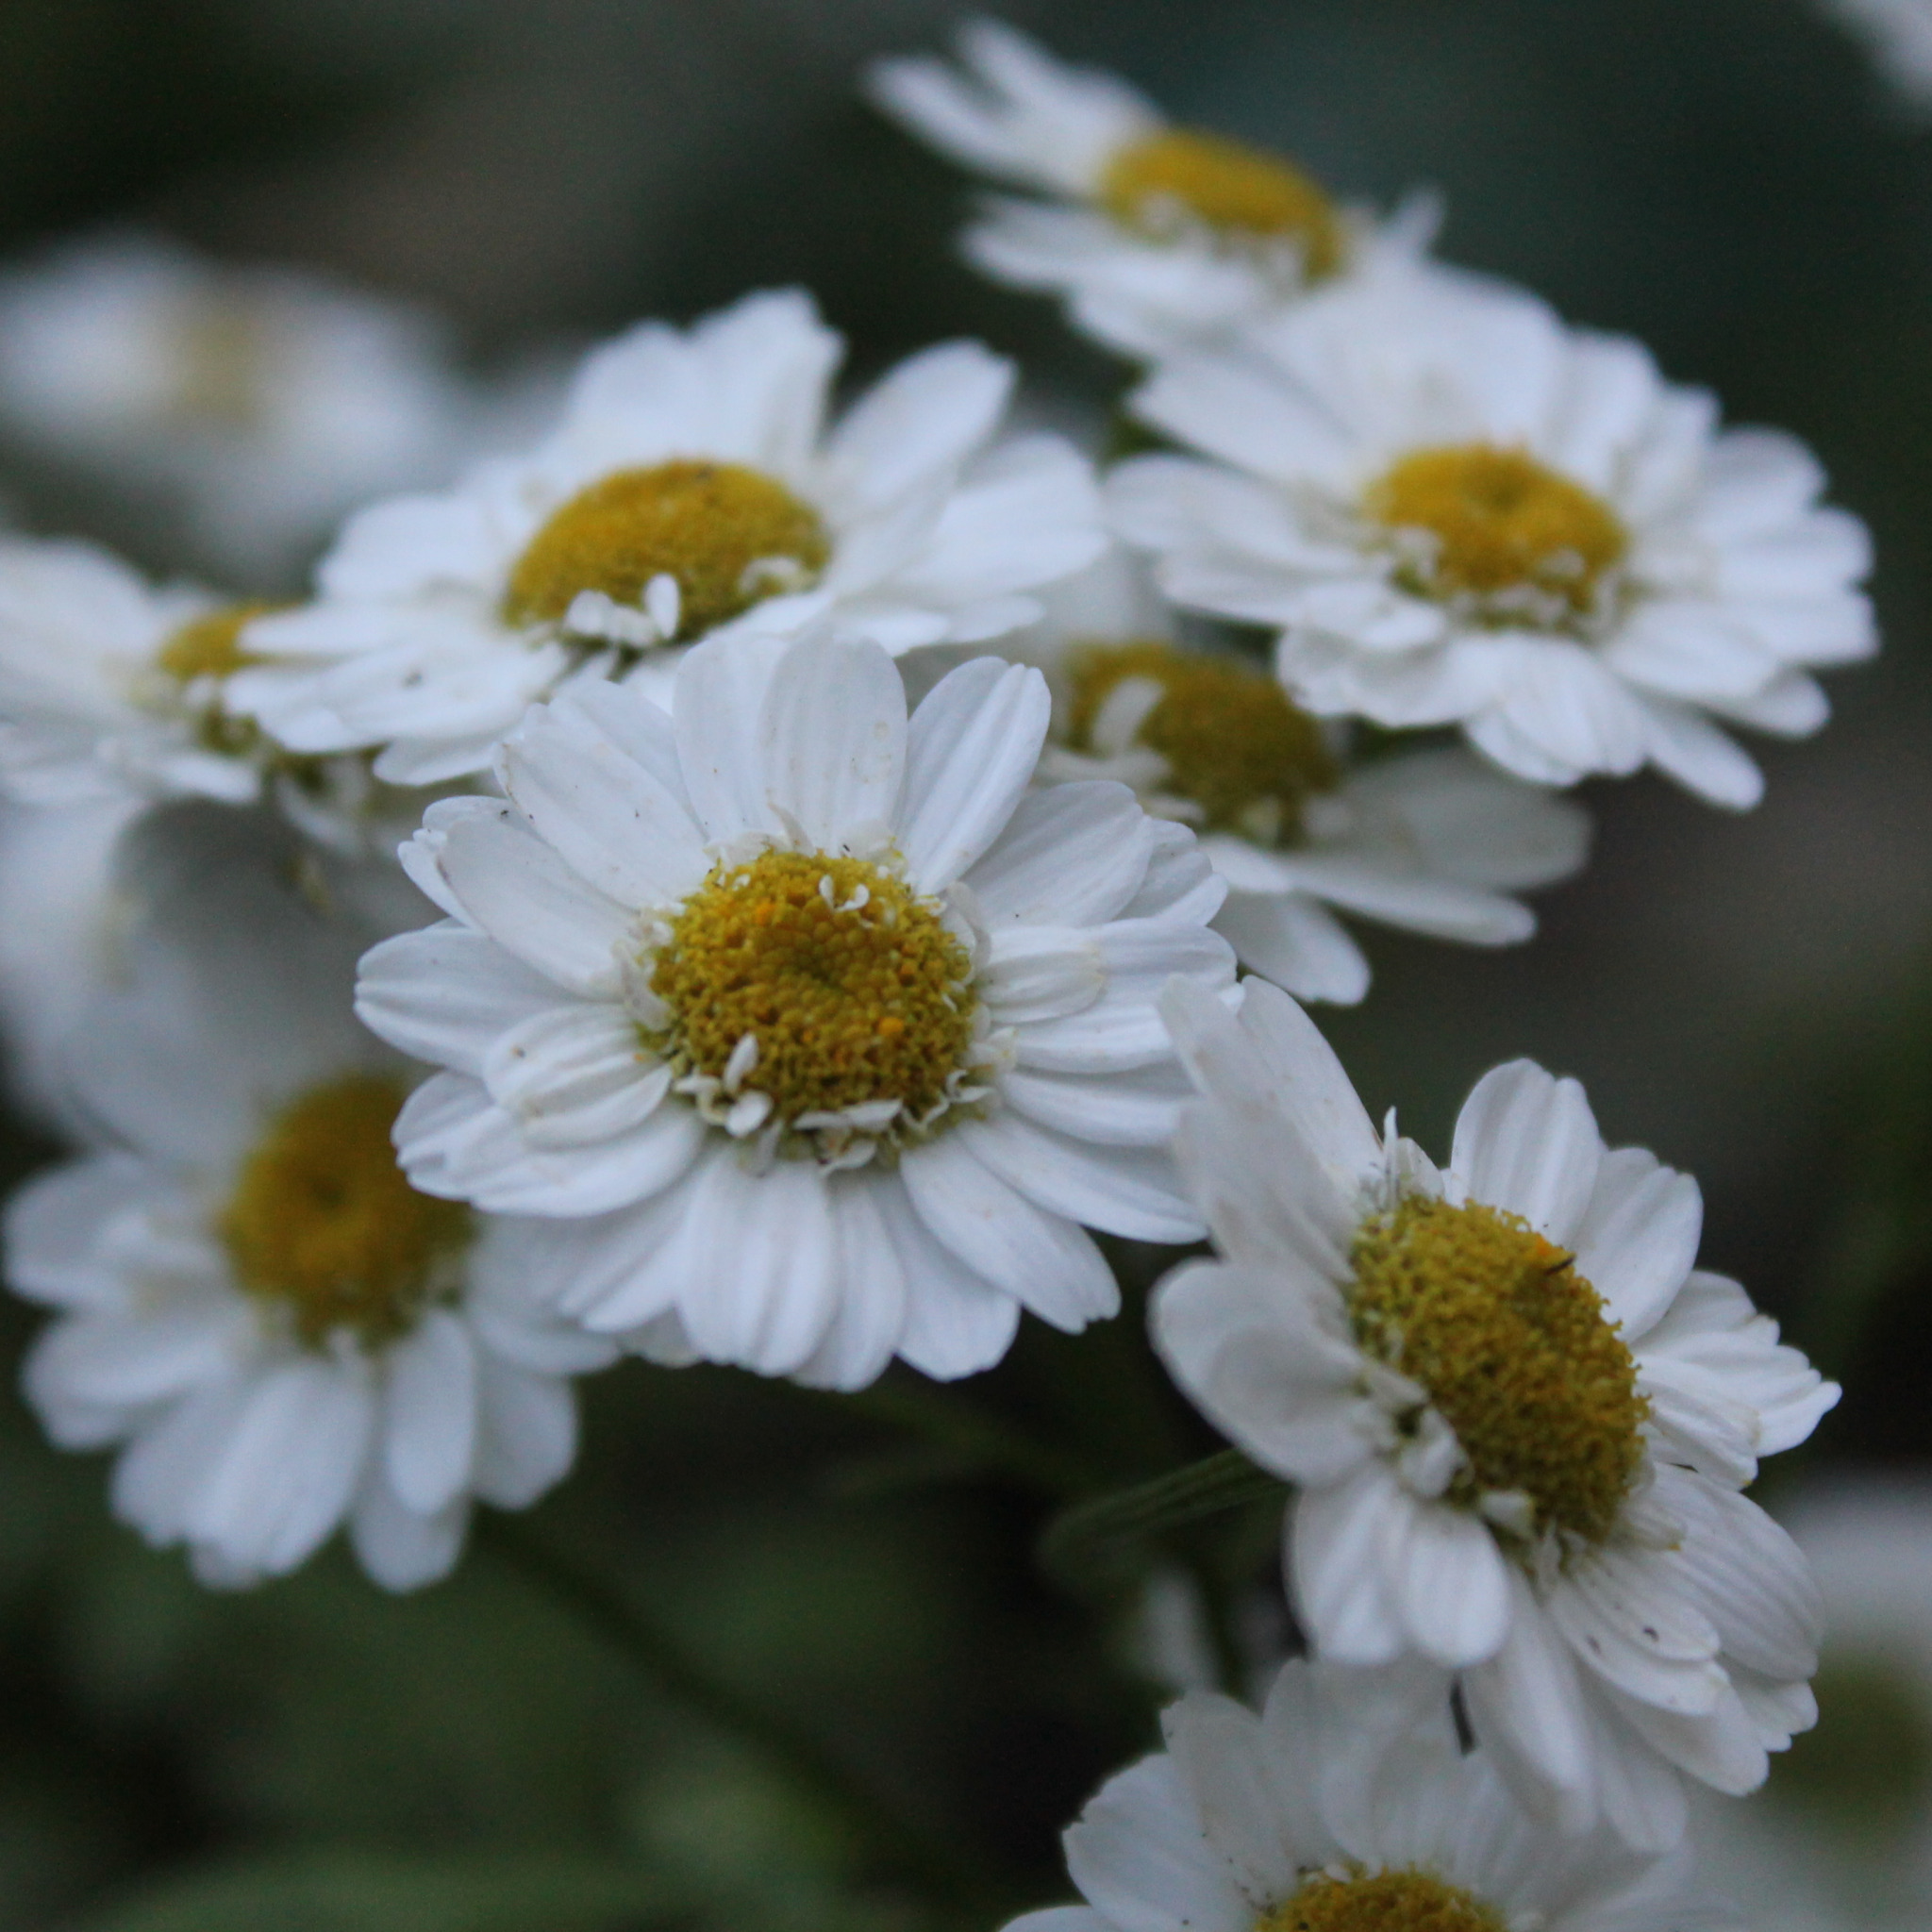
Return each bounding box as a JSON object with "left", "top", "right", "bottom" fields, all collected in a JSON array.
[{"left": 1, "top": 1, "right": 1930, "bottom": 1926}]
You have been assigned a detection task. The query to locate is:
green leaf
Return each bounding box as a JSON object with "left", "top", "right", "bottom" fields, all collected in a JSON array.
[
  {"left": 60, "top": 1851, "right": 684, "bottom": 1932},
  {"left": 1037, "top": 1450, "right": 1288, "bottom": 1587}
]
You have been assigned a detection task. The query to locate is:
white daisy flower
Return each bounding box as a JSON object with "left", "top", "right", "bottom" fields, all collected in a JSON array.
[
  {"left": 1108, "top": 271, "right": 1876, "bottom": 808},
  {"left": 867, "top": 18, "right": 1440, "bottom": 359},
  {"left": 224, "top": 288, "right": 1105, "bottom": 787},
  {"left": 5, "top": 805, "right": 610, "bottom": 1591},
  {"left": 0, "top": 534, "right": 437, "bottom": 854},
  {"left": 1152, "top": 976, "right": 1839, "bottom": 1852},
  {"left": 356, "top": 624, "right": 1234, "bottom": 1390},
  {"left": 1010, "top": 1659, "right": 1738, "bottom": 1932},
  {"left": 999, "top": 552, "right": 1590, "bottom": 1005},
  {"left": 0, "top": 232, "right": 469, "bottom": 580}
]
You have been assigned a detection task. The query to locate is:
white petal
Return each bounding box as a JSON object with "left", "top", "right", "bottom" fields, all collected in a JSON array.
[
  {"left": 900, "top": 1133, "right": 1117, "bottom": 1333},
  {"left": 1211, "top": 891, "right": 1370, "bottom": 1007},
  {"left": 471, "top": 1353, "right": 578, "bottom": 1507},
  {"left": 1064, "top": 1753, "right": 1250, "bottom": 1932},
  {"left": 788, "top": 1180, "right": 909, "bottom": 1391},
  {"left": 1380, "top": 1491, "right": 1513, "bottom": 1667},
  {"left": 898, "top": 658, "right": 1049, "bottom": 892},
  {"left": 1291, "top": 1463, "right": 1409, "bottom": 1665},
  {"left": 382, "top": 1309, "right": 479, "bottom": 1516},
  {"left": 873, "top": 1177, "right": 1020, "bottom": 1378},
  {"left": 958, "top": 1112, "right": 1201, "bottom": 1244},
  {"left": 1160, "top": 1693, "right": 1301, "bottom": 1907},
  {"left": 481, "top": 1006, "right": 666, "bottom": 1150},
  {"left": 1544, "top": 1554, "right": 1726, "bottom": 1716},
  {"left": 758, "top": 628, "right": 908, "bottom": 849},
  {"left": 357, "top": 922, "right": 564, "bottom": 1077},
  {"left": 349, "top": 1465, "right": 468, "bottom": 1591},
  {"left": 674, "top": 625, "right": 792, "bottom": 841},
  {"left": 1449, "top": 1060, "right": 1602, "bottom": 1242},
  {"left": 1571, "top": 1145, "right": 1702, "bottom": 1339},
  {"left": 968, "top": 780, "right": 1154, "bottom": 927}
]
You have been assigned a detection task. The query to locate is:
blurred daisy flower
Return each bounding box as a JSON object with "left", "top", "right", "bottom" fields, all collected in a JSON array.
[
  {"left": 0, "top": 233, "right": 471, "bottom": 581},
  {"left": 226, "top": 288, "right": 1105, "bottom": 786},
  {"left": 998, "top": 550, "right": 1590, "bottom": 1005},
  {"left": 357, "top": 625, "right": 1233, "bottom": 1390},
  {"left": 1110, "top": 271, "right": 1875, "bottom": 807},
  {"left": 4, "top": 805, "right": 611, "bottom": 1591},
  {"left": 1153, "top": 976, "right": 1838, "bottom": 1850},
  {"left": 1824, "top": 0, "right": 1932, "bottom": 108},
  {"left": 1010, "top": 1659, "right": 1739, "bottom": 1932},
  {"left": 0, "top": 534, "right": 442, "bottom": 854},
  {"left": 868, "top": 17, "right": 1441, "bottom": 359}
]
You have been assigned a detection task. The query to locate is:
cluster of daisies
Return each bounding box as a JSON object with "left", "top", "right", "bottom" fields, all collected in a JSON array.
[{"left": 0, "top": 17, "right": 1875, "bottom": 1930}]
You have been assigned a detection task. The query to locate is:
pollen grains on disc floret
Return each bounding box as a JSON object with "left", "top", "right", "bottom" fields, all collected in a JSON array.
[
  {"left": 504, "top": 459, "right": 831, "bottom": 641},
  {"left": 1257, "top": 1869, "right": 1506, "bottom": 1932},
  {"left": 1259, "top": 1870, "right": 1514, "bottom": 1932},
  {"left": 1346, "top": 1193, "right": 1648, "bottom": 1548},
  {"left": 643, "top": 848, "right": 983, "bottom": 1153},
  {"left": 1362, "top": 442, "right": 1628, "bottom": 628},
  {"left": 1066, "top": 640, "right": 1339, "bottom": 845},
  {"left": 219, "top": 1074, "right": 474, "bottom": 1350},
  {"left": 1098, "top": 128, "right": 1345, "bottom": 275}
]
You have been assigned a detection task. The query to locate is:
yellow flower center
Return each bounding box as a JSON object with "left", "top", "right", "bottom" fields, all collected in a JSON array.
[
  {"left": 1098, "top": 129, "right": 1344, "bottom": 275},
  {"left": 1363, "top": 443, "right": 1627, "bottom": 625},
  {"left": 647, "top": 850, "right": 979, "bottom": 1141},
  {"left": 156, "top": 602, "right": 275, "bottom": 684},
  {"left": 505, "top": 460, "right": 830, "bottom": 641},
  {"left": 219, "top": 1074, "right": 473, "bottom": 1350},
  {"left": 1258, "top": 1869, "right": 1505, "bottom": 1932},
  {"left": 1066, "top": 641, "right": 1338, "bottom": 846},
  {"left": 1347, "top": 1195, "right": 1648, "bottom": 1546}
]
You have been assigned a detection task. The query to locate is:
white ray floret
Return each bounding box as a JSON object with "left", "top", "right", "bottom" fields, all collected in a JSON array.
[
  {"left": 4, "top": 807, "right": 610, "bottom": 1591},
  {"left": 869, "top": 18, "right": 1441, "bottom": 359},
  {"left": 0, "top": 232, "right": 470, "bottom": 580},
  {"left": 1152, "top": 976, "right": 1838, "bottom": 1852},
  {"left": 357, "top": 624, "right": 1235, "bottom": 1390},
  {"left": 226, "top": 288, "right": 1105, "bottom": 787},
  {"left": 1008, "top": 1658, "right": 1738, "bottom": 1932},
  {"left": 1003, "top": 549, "right": 1589, "bottom": 1006},
  {"left": 1109, "top": 271, "right": 1875, "bottom": 807}
]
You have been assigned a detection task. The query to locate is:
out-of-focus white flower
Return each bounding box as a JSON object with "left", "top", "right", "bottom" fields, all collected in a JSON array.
[
  {"left": 226, "top": 289, "right": 1105, "bottom": 787},
  {"left": 4, "top": 803, "right": 610, "bottom": 1591},
  {"left": 1824, "top": 0, "right": 1932, "bottom": 108},
  {"left": 1006, "top": 1659, "right": 1739, "bottom": 1932},
  {"left": 0, "top": 233, "right": 471, "bottom": 580},
  {"left": 998, "top": 551, "right": 1590, "bottom": 1005},
  {"left": 356, "top": 625, "right": 1233, "bottom": 1390},
  {"left": 1152, "top": 976, "right": 1838, "bottom": 1851},
  {"left": 1110, "top": 272, "right": 1875, "bottom": 807},
  {"left": 869, "top": 18, "right": 1441, "bottom": 358},
  {"left": 0, "top": 534, "right": 443, "bottom": 855}
]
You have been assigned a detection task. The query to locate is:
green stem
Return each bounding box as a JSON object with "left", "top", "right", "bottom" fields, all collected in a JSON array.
[{"left": 480, "top": 1514, "right": 990, "bottom": 1910}]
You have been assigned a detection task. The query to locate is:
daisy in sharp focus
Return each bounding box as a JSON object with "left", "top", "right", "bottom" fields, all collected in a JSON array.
[
  {"left": 1152, "top": 976, "right": 1838, "bottom": 1853},
  {"left": 356, "top": 623, "right": 1235, "bottom": 1390},
  {"left": 0, "top": 232, "right": 469, "bottom": 581},
  {"left": 867, "top": 18, "right": 1441, "bottom": 360},
  {"left": 994, "top": 550, "right": 1590, "bottom": 1005},
  {"left": 1109, "top": 271, "right": 1875, "bottom": 807},
  {"left": 225, "top": 287, "right": 1105, "bottom": 787},
  {"left": 1012, "top": 1658, "right": 1738, "bottom": 1932},
  {"left": 5, "top": 802, "right": 610, "bottom": 1591},
  {"left": 0, "top": 534, "right": 437, "bottom": 854}
]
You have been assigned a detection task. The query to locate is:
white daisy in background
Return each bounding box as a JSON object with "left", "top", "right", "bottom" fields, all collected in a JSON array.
[
  {"left": 225, "top": 287, "right": 1105, "bottom": 787},
  {"left": 1109, "top": 271, "right": 1876, "bottom": 808},
  {"left": 867, "top": 19, "right": 1441, "bottom": 360},
  {"left": 0, "top": 534, "right": 436, "bottom": 855},
  {"left": 357, "top": 624, "right": 1234, "bottom": 1390},
  {"left": 0, "top": 232, "right": 470, "bottom": 581},
  {"left": 1152, "top": 976, "right": 1838, "bottom": 1852},
  {"left": 1011, "top": 1659, "right": 1737, "bottom": 1932},
  {"left": 995, "top": 550, "right": 1591, "bottom": 1005},
  {"left": 1823, "top": 0, "right": 1932, "bottom": 108},
  {"left": 4, "top": 803, "right": 610, "bottom": 1591}
]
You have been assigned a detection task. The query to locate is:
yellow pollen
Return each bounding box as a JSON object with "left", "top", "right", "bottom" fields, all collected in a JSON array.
[
  {"left": 1348, "top": 1195, "right": 1648, "bottom": 1546},
  {"left": 649, "top": 850, "right": 977, "bottom": 1134},
  {"left": 1067, "top": 641, "right": 1338, "bottom": 845},
  {"left": 155, "top": 601, "right": 278, "bottom": 684},
  {"left": 1257, "top": 1869, "right": 1505, "bottom": 1932},
  {"left": 219, "top": 1074, "right": 473, "bottom": 1350},
  {"left": 1099, "top": 129, "right": 1344, "bottom": 275},
  {"left": 505, "top": 459, "right": 830, "bottom": 640},
  {"left": 1364, "top": 443, "right": 1627, "bottom": 621}
]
